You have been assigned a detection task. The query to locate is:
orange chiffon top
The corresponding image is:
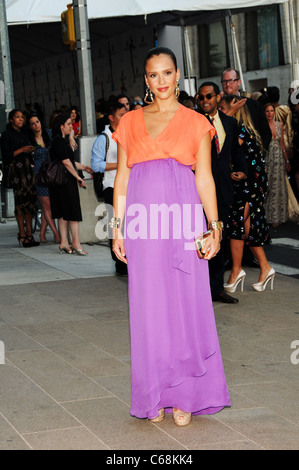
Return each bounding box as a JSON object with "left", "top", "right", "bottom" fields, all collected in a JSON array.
[{"left": 112, "top": 105, "right": 215, "bottom": 168}]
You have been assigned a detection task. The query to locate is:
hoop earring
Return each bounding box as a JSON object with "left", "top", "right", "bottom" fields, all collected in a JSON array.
[
  {"left": 144, "top": 86, "right": 154, "bottom": 104},
  {"left": 175, "top": 81, "right": 180, "bottom": 99}
]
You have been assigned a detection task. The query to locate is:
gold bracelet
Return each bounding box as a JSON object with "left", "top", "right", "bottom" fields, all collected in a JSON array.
[
  {"left": 109, "top": 217, "right": 121, "bottom": 229},
  {"left": 208, "top": 220, "right": 223, "bottom": 231},
  {"left": 208, "top": 220, "right": 223, "bottom": 240}
]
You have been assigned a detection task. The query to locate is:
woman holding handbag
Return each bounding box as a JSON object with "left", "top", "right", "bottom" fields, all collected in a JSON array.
[
  {"left": 49, "top": 113, "right": 92, "bottom": 255},
  {"left": 112, "top": 47, "right": 230, "bottom": 426},
  {"left": 0, "top": 109, "right": 39, "bottom": 247}
]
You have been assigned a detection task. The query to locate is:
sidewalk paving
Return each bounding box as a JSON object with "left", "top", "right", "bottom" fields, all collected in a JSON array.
[{"left": 0, "top": 220, "right": 298, "bottom": 450}]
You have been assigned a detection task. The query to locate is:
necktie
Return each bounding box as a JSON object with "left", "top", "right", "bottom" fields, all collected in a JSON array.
[{"left": 210, "top": 116, "right": 220, "bottom": 156}]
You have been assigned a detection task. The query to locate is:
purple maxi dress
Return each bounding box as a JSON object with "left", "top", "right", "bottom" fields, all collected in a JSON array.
[{"left": 114, "top": 107, "right": 230, "bottom": 420}]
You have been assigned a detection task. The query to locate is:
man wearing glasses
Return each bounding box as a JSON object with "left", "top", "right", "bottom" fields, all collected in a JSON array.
[
  {"left": 221, "top": 68, "right": 271, "bottom": 150},
  {"left": 197, "top": 81, "right": 247, "bottom": 304}
]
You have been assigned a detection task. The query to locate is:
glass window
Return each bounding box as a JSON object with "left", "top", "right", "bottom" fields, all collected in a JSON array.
[
  {"left": 198, "top": 20, "right": 229, "bottom": 77},
  {"left": 246, "top": 5, "right": 284, "bottom": 70}
]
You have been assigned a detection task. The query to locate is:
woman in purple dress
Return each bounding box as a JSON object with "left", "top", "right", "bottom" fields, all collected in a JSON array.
[{"left": 112, "top": 47, "right": 230, "bottom": 426}]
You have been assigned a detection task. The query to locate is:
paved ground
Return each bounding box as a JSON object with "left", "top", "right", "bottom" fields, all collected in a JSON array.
[{"left": 0, "top": 219, "right": 298, "bottom": 451}]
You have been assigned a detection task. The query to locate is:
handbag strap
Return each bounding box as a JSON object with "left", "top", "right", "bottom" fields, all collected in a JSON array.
[{"left": 101, "top": 132, "right": 110, "bottom": 162}]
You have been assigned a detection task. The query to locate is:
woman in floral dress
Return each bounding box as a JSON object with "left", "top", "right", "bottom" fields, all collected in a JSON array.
[{"left": 264, "top": 103, "right": 290, "bottom": 227}]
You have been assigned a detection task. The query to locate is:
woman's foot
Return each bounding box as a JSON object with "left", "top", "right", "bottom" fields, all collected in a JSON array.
[
  {"left": 26, "top": 236, "right": 40, "bottom": 247},
  {"left": 59, "top": 245, "right": 72, "bottom": 254},
  {"left": 257, "top": 264, "right": 272, "bottom": 283},
  {"left": 149, "top": 409, "right": 165, "bottom": 423},
  {"left": 17, "top": 234, "right": 31, "bottom": 248},
  {"left": 54, "top": 234, "right": 61, "bottom": 244},
  {"left": 173, "top": 408, "right": 192, "bottom": 427},
  {"left": 40, "top": 234, "right": 47, "bottom": 243},
  {"left": 227, "top": 268, "right": 243, "bottom": 285},
  {"left": 71, "top": 243, "right": 88, "bottom": 256}
]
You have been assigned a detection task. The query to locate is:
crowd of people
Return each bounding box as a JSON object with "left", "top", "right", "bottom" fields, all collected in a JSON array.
[
  {"left": 0, "top": 105, "right": 91, "bottom": 253},
  {"left": 1, "top": 45, "right": 299, "bottom": 428},
  {"left": 91, "top": 72, "right": 299, "bottom": 296},
  {"left": 1, "top": 71, "right": 298, "bottom": 274}
]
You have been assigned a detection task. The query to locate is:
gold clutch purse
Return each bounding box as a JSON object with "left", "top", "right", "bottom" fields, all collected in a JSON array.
[{"left": 194, "top": 230, "right": 211, "bottom": 258}]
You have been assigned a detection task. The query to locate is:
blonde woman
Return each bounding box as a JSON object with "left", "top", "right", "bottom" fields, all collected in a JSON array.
[{"left": 219, "top": 95, "right": 274, "bottom": 292}]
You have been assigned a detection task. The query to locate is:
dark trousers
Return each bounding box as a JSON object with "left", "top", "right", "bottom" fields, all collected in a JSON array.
[
  {"left": 209, "top": 234, "right": 229, "bottom": 299},
  {"left": 103, "top": 187, "right": 128, "bottom": 275},
  {"left": 208, "top": 205, "right": 229, "bottom": 299}
]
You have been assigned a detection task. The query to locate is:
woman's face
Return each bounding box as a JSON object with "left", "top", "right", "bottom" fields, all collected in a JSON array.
[
  {"left": 29, "top": 116, "right": 41, "bottom": 133},
  {"left": 144, "top": 54, "right": 180, "bottom": 101},
  {"left": 264, "top": 105, "right": 275, "bottom": 121},
  {"left": 10, "top": 111, "right": 24, "bottom": 130},
  {"left": 218, "top": 100, "right": 230, "bottom": 115},
  {"left": 61, "top": 118, "right": 73, "bottom": 137},
  {"left": 70, "top": 109, "right": 77, "bottom": 122}
]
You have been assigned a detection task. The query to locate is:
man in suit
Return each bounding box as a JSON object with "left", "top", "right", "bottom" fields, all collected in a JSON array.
[
  {"left": 221, "top": 68, "right": 271, "bottom": 150},
  {"left": 198, "top": 81, "right": 247, "bottom": 303}
]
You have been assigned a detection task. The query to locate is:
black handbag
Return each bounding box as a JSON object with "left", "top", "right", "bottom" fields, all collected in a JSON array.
[
  {"left": 35, "top": 155, "right": 68, "bottom": 187},
  {"left": 93, "top": 132, "right": 109, "bottom": 200}
]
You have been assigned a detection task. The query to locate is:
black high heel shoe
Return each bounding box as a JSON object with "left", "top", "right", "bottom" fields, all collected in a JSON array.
[
  {"left": 17, "top": 234, "right": 31, "bottom": 248},
  {"left": 26, "top": 236, "right": 40, "bottom": 247}
]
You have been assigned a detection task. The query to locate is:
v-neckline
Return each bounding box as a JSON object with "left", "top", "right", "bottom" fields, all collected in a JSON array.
[{"left": 141, "top": 105, "right": 182, "bottom": 141}]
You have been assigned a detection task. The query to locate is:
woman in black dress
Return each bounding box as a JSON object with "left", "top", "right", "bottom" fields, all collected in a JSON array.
[
  {"left": 219, "top": 96, "right": 274, "bottom": 292},
  {"left": 49, "top": 113, "right": 92, "bottom": 255},
  {"left": 0, "top": 109, "right": 39, "bottom": 247}
]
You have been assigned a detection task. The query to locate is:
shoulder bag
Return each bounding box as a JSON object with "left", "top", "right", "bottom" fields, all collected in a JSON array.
[
  {"left": 35, "top": 154, "right": 68, "bottom": 187},
  {"left": 93, "top": 132, "right": 109, "bottom": 200}
]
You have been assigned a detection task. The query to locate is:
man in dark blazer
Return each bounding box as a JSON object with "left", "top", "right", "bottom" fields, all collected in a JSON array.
[{"left": 198, "top": 81, "right": 247, "bottom": 303}]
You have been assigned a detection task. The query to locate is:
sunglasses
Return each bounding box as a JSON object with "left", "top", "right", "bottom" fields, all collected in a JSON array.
[
  {"left": 198, "top": 93, "right": 216, "bottom": 101},
  {"left": 221, "top": 78, "right": 239, "bottom": 85}
]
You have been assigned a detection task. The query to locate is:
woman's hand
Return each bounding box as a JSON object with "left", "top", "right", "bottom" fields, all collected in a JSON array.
[
  {"left": 113, "top": 234, "right": 127, "bottom": 264},
  {"left": 285, "top": 160, "right": 291, "bottom": 173},
  {"left": 69, "top": 136, "right": 78, "bottom": 151},
  {"left": 231, "top": 171, "right": 247, "bottom": 181},
  {"left": 202, "top": 231, "right": 221, "bottom": 260},
  {"left": 23, "top": 145, "right": 35, "bottom": 154},
  {"left": 226, "top": 98, "right": 247, "bottom": 116},
  {"left": 84, "top": 165, "right": 93, "bottom": 174},
  {"left": 77, "top": 178, "right": 86, "bottom": 189}
]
